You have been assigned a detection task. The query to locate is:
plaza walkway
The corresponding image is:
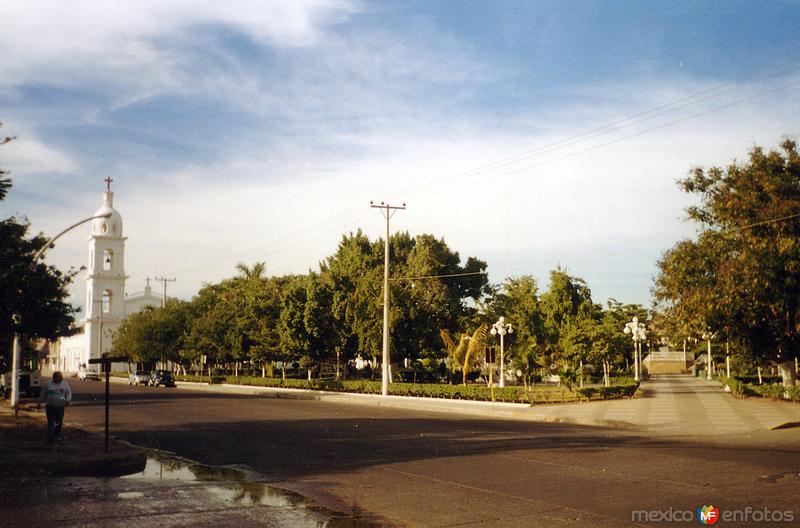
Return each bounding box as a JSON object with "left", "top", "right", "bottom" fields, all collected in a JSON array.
[{"left": 528, "top": 374, "right": 800, "bottom": 436}]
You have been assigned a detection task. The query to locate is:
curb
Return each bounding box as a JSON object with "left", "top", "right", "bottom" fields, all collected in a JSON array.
[{"left": 161, "top": 380, "right": 635, "bottom": 428}]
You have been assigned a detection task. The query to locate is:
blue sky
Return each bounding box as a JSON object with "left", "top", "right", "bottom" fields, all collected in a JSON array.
[{"left": 2, "top": 0, "right": 799, "bottom": 310}]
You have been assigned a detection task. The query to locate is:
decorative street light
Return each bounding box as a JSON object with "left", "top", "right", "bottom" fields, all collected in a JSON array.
[
  {"left": 623, "top": 317, "right": 646, "bottom": 381},
  {"left": 490, "top": 316, "right": 513, "bottom": 388},
  {"left": 702, "top": 330, "right": 717, "bottom": 380}
]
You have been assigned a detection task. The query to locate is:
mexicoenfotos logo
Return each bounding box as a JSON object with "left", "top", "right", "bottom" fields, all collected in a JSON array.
[
  {"left": 696, "top": 505, "right": 720, "bottom": 525},
  {"left": 632, "top": 505, "right": 794, "bottom": 523}
]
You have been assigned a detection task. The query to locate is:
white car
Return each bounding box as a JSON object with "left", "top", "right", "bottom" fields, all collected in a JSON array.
[
  {"left": 128, "top": 371, "right": 151, "bottom": 386},
  {"left": 79, "top": 368, "right": 101, "bottom": 381}
]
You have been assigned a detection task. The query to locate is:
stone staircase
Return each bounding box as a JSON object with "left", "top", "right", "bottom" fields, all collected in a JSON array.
[{"left": 643, "top": 347, "right": 694, "bottom": 374}]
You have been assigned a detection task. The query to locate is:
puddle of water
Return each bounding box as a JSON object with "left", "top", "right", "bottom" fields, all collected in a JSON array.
[
  {"left": 759, "top": 471, "right": 800, "bottom": 483},
  {"left": 122, "top": 455, "right": 245, "bottom": 482},
  {"left": 122, "top": 453, "right": 375, "bottom": 527},
  {"left": 117, "top": 491, "right": 144, "bottom": 500}
]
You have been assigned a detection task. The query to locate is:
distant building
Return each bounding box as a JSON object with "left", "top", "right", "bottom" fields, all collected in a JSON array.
[
  {"left": 46, "top": 180, "right": 162, "bottom": 373},
  {"left": 125, "top": 278, "right": 164, "bottom": 314}
]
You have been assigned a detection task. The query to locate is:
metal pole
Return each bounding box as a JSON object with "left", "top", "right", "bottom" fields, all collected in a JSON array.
[
  {"left": 725, "top": 341, "right": 730, "bottom": 378},
  {"left": 104, "top": 355, "right": 110, "bottom": 454},
  {"left": 11, "top": 334, "right": 21, "bottom": 415},
  {"left": 633, "top": 339, "right": 640, "bottom": 381},
  {"left": 638, "top": 341, "right": 643, "bottom": 379},
  {"left": 706, "top": 338, "right": 712, "bottom": 380},
  {"left": 499, "top": 332, "right": 505, "bottom": 388},
  {"left": 488, "top": 348, "right": 494, "bottom": 402},
  {"left": 370, "top": 201, "right": 404, "bottom": 397},
  {"left": 99, "top": 303, "right": 103, "bottom": 357},
  {"left": 382, "top": 209, "right": 390, "bottom": 396}
]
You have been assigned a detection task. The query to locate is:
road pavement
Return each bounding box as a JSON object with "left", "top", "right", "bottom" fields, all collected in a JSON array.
[{"left": 50, "top": 375, "right": 800, "bottom": 527}]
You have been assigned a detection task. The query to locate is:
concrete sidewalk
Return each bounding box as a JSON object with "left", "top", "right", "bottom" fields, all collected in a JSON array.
[
  {"left": 0, "top": 403, "right": 146, "bottom": 477},
  {"left": 164, "top": 374, "right": 800, "bottom": 436},
  {"left": 525, "top": 374, "right": 800, "bottom": 436}
]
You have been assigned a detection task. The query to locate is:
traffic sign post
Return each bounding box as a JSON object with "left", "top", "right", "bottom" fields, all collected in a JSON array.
[{"left": 88, "top": 353, "right": 126, "bottom": 453}]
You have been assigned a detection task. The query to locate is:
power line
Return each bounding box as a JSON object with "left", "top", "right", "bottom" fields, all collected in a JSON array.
[
  {"left": 164, "top": 60, "right": 800, "bottom": 278},
  {"left": 398, "top": 78, "right": 800, "bottom": 201},
  {"left": 153, "top": 276, "right": 176, "bottom": 308},
  {"left": 390, "top": 271, "right": 487, "bottom": 281},
  {"left": 715, "top": 212, "right": 800, "bottom": 236},
  {"left": 384, "top": 58, "right": 800, "bottom": 203}
]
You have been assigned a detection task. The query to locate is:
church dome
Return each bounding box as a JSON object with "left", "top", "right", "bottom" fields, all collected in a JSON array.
[{"left": 92, "top": 187, "right": 123, "bottom": 237}]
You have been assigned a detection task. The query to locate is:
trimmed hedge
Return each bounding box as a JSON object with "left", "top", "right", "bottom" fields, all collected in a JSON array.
[
  {"left": 734, "top": 375, "right": 782, "bottom": 385},
  {"left": 575, "top": 384, "right": 640, "bottom": 400},
  {"left": 746, "top": 382, "right": 800, "bottom": 402},
  {"left": 172, "top": 374, "right": 639, "bottom": 404},
  {"left": 719, "top": 376, "right": 749, "bottom": 397}
]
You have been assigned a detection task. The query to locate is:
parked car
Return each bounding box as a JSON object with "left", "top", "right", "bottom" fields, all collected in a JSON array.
[
  {"left": 149, "top": 370, "right": 175, "bottom": 387},
  {"left": 128, "top": 371, "right": 151, "bottom": 386},
  {"left": 79, "top": 367, "right": 101, "bottom": 381}
]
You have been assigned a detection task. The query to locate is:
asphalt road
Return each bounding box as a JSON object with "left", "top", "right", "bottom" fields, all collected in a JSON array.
[{"left": 65, "top": 380, "right": 800, "bottom": 527}]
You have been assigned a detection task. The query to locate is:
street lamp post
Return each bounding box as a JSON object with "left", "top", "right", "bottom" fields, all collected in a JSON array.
[
  {"left": 624, "top": 317, "right": 646, "bottom": 382},
  {"left": 490, "top": 317, "right": 513, "bottom": 388},
  {"left": 725, "top": 341, "right": 731, "bottom": 378},
  {"left": 9, "top": 212, "right": 111, "bottom": 412},
  {"left": 702, "top": 331, "right": 716, "bottom": 380}
]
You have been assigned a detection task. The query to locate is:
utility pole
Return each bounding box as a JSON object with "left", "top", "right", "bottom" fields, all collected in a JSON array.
[
  {"left": 370, "top": 201, "right": 405, "bottom": 397},
  {"left": 153, "top": 276, "right": 176, "bottom": 308}
]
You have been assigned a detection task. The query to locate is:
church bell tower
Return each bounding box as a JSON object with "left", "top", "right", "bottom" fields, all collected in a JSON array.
[{"left": 84, "top": 177, "right": 127, "bottom": 361}]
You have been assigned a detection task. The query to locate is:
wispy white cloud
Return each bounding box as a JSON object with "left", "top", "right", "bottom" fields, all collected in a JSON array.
[
  {"left": 1, "top": 133, "right": 78, "bottom": 176},
  {"left": 1, "top": 0, "right": 363, "bottom": 95}
]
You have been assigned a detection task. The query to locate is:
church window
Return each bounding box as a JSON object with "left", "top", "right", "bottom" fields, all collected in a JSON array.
[
  {"left": 101, "top": 222, "right": 108, "bottom": 234},
  {"left": 102, "top": 290, "right": 112, "bottom": 313},
  {"left": 103, "top": 250, "right": 113, "bottom": 271}
]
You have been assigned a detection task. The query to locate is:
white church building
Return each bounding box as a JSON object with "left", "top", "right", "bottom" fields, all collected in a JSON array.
[{"left": 46, "top": 180, "right": 162, "bottom": 373}]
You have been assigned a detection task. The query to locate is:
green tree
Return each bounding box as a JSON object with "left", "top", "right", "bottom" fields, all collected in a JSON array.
[
  {"left": 112, "top": 301, "right": 191, "bottom": 370},
  {"left": 279, "top": 275, "right": 313, "bottom": 379},
  {"left": 489, "top": 275, "right": 545, "bottom": 376},
  {"left": 111, "top": 307, "right": 157, "bottom": 367},
  {"left": 186, "top": 282, "right": 238, "bottom": 370},
  {"left": 1, "top": 134, "right": 77, "bottom": 368},
  {"left": 539, "top": 268, "right": 594, "bottom": 366},
  {"left": 322, "top": 230, "right": 488, "bottom": 367},
  {"left": 304, "top": 272, "right": 335, "bottom": 374},
  {"left": 655, "top": 139, "right": 800, "bottom": 387}
]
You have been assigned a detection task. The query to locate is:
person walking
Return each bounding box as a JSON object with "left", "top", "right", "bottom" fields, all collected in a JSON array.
[{"left": 37, "top": 371, "right": 72, "bottom": 444}]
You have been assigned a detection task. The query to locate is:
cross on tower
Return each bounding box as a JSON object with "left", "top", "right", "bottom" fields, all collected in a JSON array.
[{"left": 105, "top": 176, "right": 113, "bottom": 191}]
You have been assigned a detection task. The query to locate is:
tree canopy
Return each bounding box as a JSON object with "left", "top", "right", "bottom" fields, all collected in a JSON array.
[{"left": 654, "top": 139, "right": 800, "bottom": 386}]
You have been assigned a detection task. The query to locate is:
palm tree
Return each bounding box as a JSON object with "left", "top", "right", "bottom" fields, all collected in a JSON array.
[{"left": 235, "top": 261, "right": 266, "bottom": 280}]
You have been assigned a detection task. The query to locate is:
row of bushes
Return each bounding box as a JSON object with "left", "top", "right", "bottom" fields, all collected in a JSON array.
[
  {"left": 720, "top": 376, "right": 800, "bottom": 402},
  {"left": 168, "top": 374, "right": 639, "bottom": 404},
  {"left": 733, "top": 375, "right": 783, "bottom": 385},
  {"left": 575, "top": 384, "right": 640, "bottom": 400}
]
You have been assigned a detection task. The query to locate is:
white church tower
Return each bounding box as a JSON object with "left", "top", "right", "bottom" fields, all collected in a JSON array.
[{"left": 84, "top": 177, "right": 127, "bottom": 361}]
